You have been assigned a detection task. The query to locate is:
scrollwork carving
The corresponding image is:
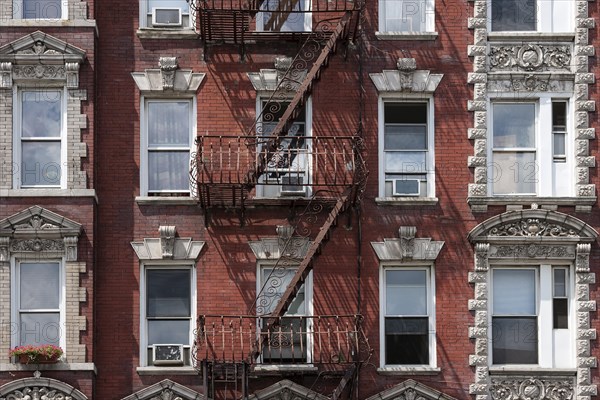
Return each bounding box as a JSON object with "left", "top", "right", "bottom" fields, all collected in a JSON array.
[
  {"left": 0, "top": 386, "right": 73, "bottom": 400},
  {"left": 15, "top": 215, "right": 59, "bottom": 230},
  {"left": 489, "top": 44, "right": 571, "bottom": 72},
  {"left": 149, "top": 389, "right": 183, "bottom": 400},
  {"left": 13, "top": 65, "right": 66, "bottom": 80},
  {"left": 490, "top": 378, "right": 573, "bottom": 400},
  {"left": 488, "top": 219, "right": 578, "bottom": 237},
  {"left": 10, "top": 239, "right": 64, "bottom": 252},
  {"left": 490, "top": 244, "right": 574, "bottom": 259}
]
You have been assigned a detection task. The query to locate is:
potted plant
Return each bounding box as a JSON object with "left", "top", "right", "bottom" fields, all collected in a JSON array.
[{"left": 9, "top": 345, "right": 63, "bottom": 364}]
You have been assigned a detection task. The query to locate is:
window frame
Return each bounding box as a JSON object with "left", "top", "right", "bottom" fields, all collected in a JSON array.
[
  {"left": 10, "top": 258, "right": 66, "bottom": 352},
  {"left": 378, "top": 96, "right": 435, "bottom": 199},
  {"left": 486, "top": 0, "right": 574, "bottom": 33},
  {"left": 140, "top": 96, "right": 196, "bottom": 197},
  {"left": 138, "top": 0, "right": 193, "bottom": 29},
  {"left": 12, "top": 0, "right": 68, "bottom": 20},
  {"left": 13, "top": 86, "right": 68, "bottom": 189},
  {"left": 379, "top": 264, "right": 436, "bottom": 368},
  {"left": 489, "top": 264, "right": 575, "bottom": 368},
  {"left": 487, "top": 95, "right": 573, "bottom": 197},
  {"left": 256, "top": 0, "right": 312, "bottom": 32},
  {"left": 378, "top": 0, "right": 435, "bottom": 33},
  {"left": 139, "top": 262, "right": 197, "bottom": 367}
]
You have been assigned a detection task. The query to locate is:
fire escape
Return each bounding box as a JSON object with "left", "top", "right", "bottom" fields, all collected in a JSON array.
[{"left": 189, "top": 1, "right": 369, "bottom": 398}]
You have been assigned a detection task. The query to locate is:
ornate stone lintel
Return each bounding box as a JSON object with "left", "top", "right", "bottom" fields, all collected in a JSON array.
[
  {"left": 159, "top": 226, "right": 177, "bottom": 259},
  {"left": 10, "top": 238, "right": 64, "bottom": 252},
  {"left": 399, "top": 226, "right": 417, "bottom": 259},
  {"left": 65, "top": 62, "right": 80, "bottom": 89},
  {"left": 490, "top": 377, "right": 575, "bottom": 400},
  {"left": 64, "top": 236, "right": 79, "bottom": 262},
  {"left": 0, "top": 62, "right": 12, "bottom": 88},
  {"left": 159, "top": 57, "right": 178, "bottom": 90},
  {"left": 488, "top": 44, "right": 572, "bottom": 72}
]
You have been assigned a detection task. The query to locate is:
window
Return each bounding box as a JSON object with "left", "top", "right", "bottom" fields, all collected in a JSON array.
[
  {"left": 13, "top": 261, "right": 63, "bottom": 348},
  {"left": 489, "top": 0, "right": 573, "bottom": 32},
  {"left": 380, "top": 101, "right": 435, "bottom": 198},
  {"left": 140, "top": 0, "right": 192, "bottom": 28},
  {"left": 12, "top": 0, "right": 65, "bottom": 19},
  {"left": 141, "top": 267, "right": 194, "bottom": 366},
  {"left": 491, "top": 266, "right": 573, "bottom": 367},
  {"left": 381, "top": 267, "right": 435, "bottom": 366},
  {"left": 257, "top": 0, "right": 311, "bottom": 32},
  {"left": 15, "top": 89, "right": 66, "bottom": 189},
  {"left": 257, "top": 266, "right": 312, "bottom": 363},
  {"left": 141, "top": 98, "right": 194, "bottom": 196},
  {"left": 379, "top": 0, "right": 435, "bottom": 33},
  {"left": 489, "top": 99, "right": 572, "bottom": 197},
  {"left": 256, "top": 99, "right": 311, "bottom": 198}
]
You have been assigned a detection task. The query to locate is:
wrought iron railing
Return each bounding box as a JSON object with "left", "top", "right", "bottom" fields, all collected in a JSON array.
[
  {"left": 196, "top": 0, "right": 359, "bottom": 12},
  {"left": 195, "top": 315, "right": 369, "bottom": 365}
]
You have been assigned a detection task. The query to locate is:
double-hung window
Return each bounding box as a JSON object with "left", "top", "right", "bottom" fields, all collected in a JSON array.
[
  {"left": 489, "top": 0, "right": 573, "bottom": 32},
  {"left": 142, "top": 266, "right": 194, "bottom": 366},
  {"left": 381, "top": 267, "right": 435, "bottom": 366},
  {"left": 257, "top": 0, "right": 311, "bottom": 32},
  {"left": 258, "top": 266, "right": 312, "bottom": 363},
  {"left": 140, "top": 0, "right": 192, "bottom": 28},
  {"left": 379, "top": 0, "right": 435, "bottom": 33},
  {"left": 381, "top": 101, "right": 435, "bottom": 198},
  {"left": 13, "top": 0, "right": 65, "bottom": 19},
  {"left": 141, "top": 98, "right": 194, "bottom": 196},
  {"left": 13, "top": 261, "right": 63, "bottom": 348},
  {"left": 491, "top": 266, "right": 573, "bottom": 367},
  {"left": 16, "top": 89, "right": 66, "bottom": 189},
  {"left": 489, "top": 99, "right": 571, "bottom": 197}
]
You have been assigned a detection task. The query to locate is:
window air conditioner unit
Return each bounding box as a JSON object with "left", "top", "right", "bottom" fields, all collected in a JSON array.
[
  {"left": 392, "top": 179, "right": 420, "bottom": 196},
  {"left": 280, "top": 175, "right": 306, "bottom": 196},
  {"left": 152, "top": 344, "right": 184, "bottom": 365},
  {"left": 152, "top": 8, "right": 182, "bottom": 27}
]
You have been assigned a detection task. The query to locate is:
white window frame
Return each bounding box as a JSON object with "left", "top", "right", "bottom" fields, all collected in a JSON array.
[
  {"left": 139, "top": 263, "right": 196, "bottom": 367},
  {"left": 256, "top": 0, "right": 312, "bottom": 32},
  {"left": 378, "top": 96, "right": 435, "bottom": 199},
  {"left": 255, "top": 95, "right": 313, "bottom": 199},
  {"left": 378, "top": 0, "right": 435, "bottom": 33},
  {"left": 10, "top": 258, "right": 66, "bottom": 352},
  {"left": 140, "top": 96, "right": 196, "bottom": 196},
  {"left": 256, "top": 263, "right": 313, "bottom": 364},
  {"left": 379, "top": 264, "right": 436, "bottom": 368},
  {"left": 487, "top": 94, "right": 574, "bottom": 197},
  {"left": 489, "top": 264, "right": 575, "bottom": 368},
  {"left": 13, "top": 87, "right": 68, "bottom": 190},
  {"left": 486, "top": 0, "right": 574, "bottom": 33},
  {"left": 138, "top": 0, "right": 192, "bottom": 29},
  {"left": 12, "top": 0, "right": 68, "bottom": 19}
]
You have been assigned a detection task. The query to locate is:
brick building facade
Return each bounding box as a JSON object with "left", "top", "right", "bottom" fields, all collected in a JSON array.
[{"left": 0, "top": 0, "right": 598, "bottom": 399}]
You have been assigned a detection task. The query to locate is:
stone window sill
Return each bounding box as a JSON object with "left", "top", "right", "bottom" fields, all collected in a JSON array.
[
  {"left": 0, "top": 362, "right": 97, "bottom": 373},
  {"left": 252, "top": 365, "right": 319, "bottom": 375},
  {"left": 136, "top": 28, "right": 199, "bottom": 40},
  {"left": 135, "top": 196, "right": 197, "bottom": 206},
  {"left": 487, "top": 32, "right": 575, "bottom": 42},
  {"left": 467, "top": 196, "right": 596, "bottom": 213},
  {"left": 0, "top": 19, "right": 96, "bottom": 28},
  {"left": 377, "top": 367, "right": 441, "bottom": 375},
  {"left": 376, "top": 32, "right": 438, "bottom": 41},
  {"left": 375, "top": 197, "right": 439, "bottom": 206},
  {"left": 1, "top": 189, "right": 97, "bottom": 200},
  {"left": 489, "top": 367, "right": 576, "bottom": 376},
  {"left": 137, "top": 366, "right": 198, "bottom": 375}
]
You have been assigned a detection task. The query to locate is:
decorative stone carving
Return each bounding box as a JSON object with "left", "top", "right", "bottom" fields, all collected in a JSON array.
[
  {"left": 149, "top": 389, "right": 183, "bottom": 400},
  {"left": 576, "top": 243, "right": 591, "bottom": 272},
  {"left": 15, "top": 215, "right": 59, "bottom": 231},
  {"left": 159, "top": 57, "right": 178, "bottom": 90},
  {"left": 64, "top": 236, "right": 79, "bottom": 262},
  {"left": 490, "top": 244, "right": 575, "bottom": 259},
  {"left": 371, "top": 227, "right": 444, "bottom": 262},
  {"left": 399, "top": 226, "right": 416, "bottom": 259},
  {"left": 370, "top": 58, "right": 444, "bottom": 93},
  {"left": 0, "top": 237, "right": 8, "bottom": 262},
  {"left": 276, "top": 224, "right": 295, "bottom": 251},
  {"left": 0, "top": 386, "right": 74, "bottom": 399},
  {"left": 366, "top": 379, "right": 458, "bottom": 400},
  {"left": 65, "top": 62, "right": 80, "bottom": 88},
  {"left": 488, "top": 219, "right": 578, "bottom": 237},
  {"left": 490, "top": 378, "right": 574, "bottom": 400},
  {"left": 159, "top": 226, "right": 177, "bottom": 259},
  {"left": 13, "top": 65, "right": 66, "bottom": 80},
  {"left": 474, "top": 243, "right": 489, "bottom": 271},
  {"left": 17, "top": 40, "right": 61, "bottom": 55},
  {"left": 488, "top": 44, "right": 572, "bottom": 72},
  {"left": 0, "top": 62, "right": 12, "bottom": 88},
  {"left": 10, "top": 239, "right": 64, "bottom": 252},
  {"left": 511, "top": 74, "right": 550, "bottom": 91}
]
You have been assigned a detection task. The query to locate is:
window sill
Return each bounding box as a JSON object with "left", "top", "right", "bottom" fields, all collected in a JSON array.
[
  {"left": 135, "top": 196, "right": 197, "bottom": 206},
  {"left": 0, "top": 19, "right": 97, "bottom": 28},
  {"left": 0, "top": 362, "right": 97, "bottom": 373},
  {"left": 375, "top": 32, "right": 438, "bottom": 41},
  {"left": 136, "top": 366, "right": 198, "bottom": 375},
  {"left": 377, "top": 367, "right": 441, "bottom": 375},
  {"left": 489, "top": 366, "right": 576, "bottom": 376},
  {"left": 252, "top": 364, "right": 319, "bottom": 375},
  {"left": 136, "top": 28, "right": 200, "bottom": 40},
  {"left": 1, "top": 189, "right": 97, "bottom": 201},
  {"left": 487, "top": 32, "right": 575, "bottom": 42},
  {"left": 467, "top": 196, "right": 596, "bottom": 213},
  {"left": 375, "top": 197, "right": 439, "bottom": 206}
]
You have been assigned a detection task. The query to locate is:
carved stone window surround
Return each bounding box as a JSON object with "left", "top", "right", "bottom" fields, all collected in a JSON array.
[
  {"left": 121, "top": 378, "right": 204, "bottom": 400},
  {"left": 0, "top": 375, "right": 88, "bottom": 400},
  {"left": 365, "top": 379, "right": 459, "bottom": 400}
]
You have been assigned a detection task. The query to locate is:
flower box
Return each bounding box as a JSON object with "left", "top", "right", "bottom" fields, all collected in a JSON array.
[
  {"left": 18, "top": 354, "right": 60, "bottom": 364},
  {"left": 9, "top": 345, "right": 63, "bottom": 365}
]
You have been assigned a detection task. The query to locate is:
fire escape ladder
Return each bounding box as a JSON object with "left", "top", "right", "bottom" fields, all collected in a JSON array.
[{"left": 246, "top": 11, "right": 352, "bottom": 188}]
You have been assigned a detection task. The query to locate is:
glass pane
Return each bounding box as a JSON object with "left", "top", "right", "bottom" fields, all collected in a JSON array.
[
  {"left": 493, "top": 269, "right": 536, "bottom": 315},
  {"left": 20, "top": 263, "right": 60, "bottom": 309},
  {"left": 147, "top": 102, "right": 190, "bottom": 146},
  {"left": 386, "top": 270, "right": 427, "bottom": 315},
  {"left": 491, "top": 0, "right": 536, "bottom": 31},
  {"left": 385, "top": 151, "right": 426, "bottom": 173},
  {"left": 553, "top": 133, "right": 566, "bottom": 158},
  {"left": 19, "top": 313, "right": 60, "bottom": 346},
  {"left": 552, "top": 102, "right": 567, "bottom": 127},
  {"left": 493, "top": 103, "right": 535, "bottom": 148},
  {"left": 492, "top": 317, "right": 537, "bottom": 364},
  {"left": 385, "top": 318, "right": 429, "bottom": 364},
  {"left": 553, "top": 269, "right": 566, "bottom": 297},
  {"left": 22, "top": 0, "right": 61, "bottom": 18},
  {"left": 491, "top": 152, "right": 537, "bottom": 194},
  {"left": 148, "top": 0, "right": 189, "bottom": 13},
  {"left": 553, "top": 299, "right": 568, "bottom": 329},
  {"left": 383, "top": 0, "right": 426, "bottom": 32},
  {"left": 147, "top": 270, "right": 191, "bottom": 317},
  {"left": 21, "top": 142, "right": 61, "bottom": 186},
  {"left": 148, "top": 320, "right": 190, "bottom": 345},
  {"left": 22, "top": 91, "right": 61, "bottom": 137},
  {"left": 384, "top": 103, "right": 427, "bottom": 124},
  {"left": 261, "top": 0, "right": 307, "bottom": 32},
  {"left": 148, "top": 151, "right": 190, "bottom": 192},
  {"left": 262, "top": 317, "right": 307, "bottom": 362},
  {"left": 259, "top": 268, "right": 306, "bottom": 315},
  {"left": 384, "top": 126, "right": 427, "bottom": 150}
]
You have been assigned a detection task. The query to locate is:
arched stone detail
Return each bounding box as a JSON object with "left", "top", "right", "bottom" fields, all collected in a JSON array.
[
  {"left": 0, "top": 376, "right": 88, "bottom": 400},
  {"left": 249, "top": 379, "right": 328, "bottom": 400},
  {"left": 365, "top": 379, "right": 459, "bottom": 400},
  {"left": 468, "top": 209, "right": 597, "bottom": 400},
  {"left": 121, "top": 379, "right": 204, "bottom": 400}
]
